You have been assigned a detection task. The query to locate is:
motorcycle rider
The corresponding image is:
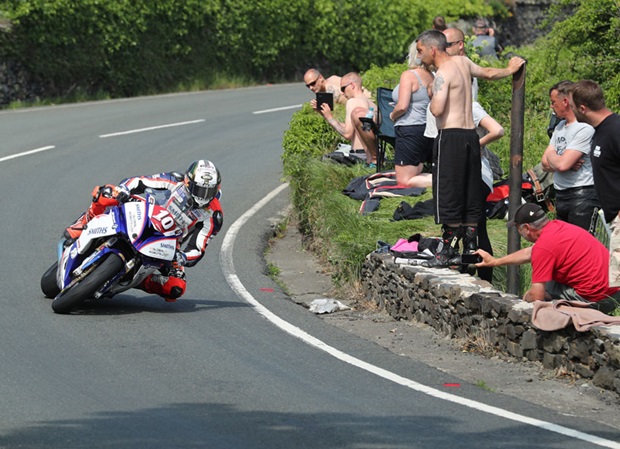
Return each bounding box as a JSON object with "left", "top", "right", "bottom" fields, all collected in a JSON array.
[{"left": 64, "top": 159, "right": 224, "bottom": 302}]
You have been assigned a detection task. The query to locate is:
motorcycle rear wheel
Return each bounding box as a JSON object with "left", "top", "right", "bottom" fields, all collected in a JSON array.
[
  {"left": 41, "top": 261, "right": 60, "bottom": 298},
  {"left": 52, "top": 253, "right": 124, "bottom": 314}
]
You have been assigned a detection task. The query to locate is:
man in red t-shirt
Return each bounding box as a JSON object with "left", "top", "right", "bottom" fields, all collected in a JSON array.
[{"left": 474, "top": 203, "right": 619, "bottom": 314}]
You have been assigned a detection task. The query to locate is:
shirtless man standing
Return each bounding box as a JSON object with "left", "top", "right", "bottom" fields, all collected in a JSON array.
[
  {"left": 415, "top": 29, "right": 525, "bottom": 266},
  {"left": 315, "top": 72, "right": 378, "bottom": 166}
]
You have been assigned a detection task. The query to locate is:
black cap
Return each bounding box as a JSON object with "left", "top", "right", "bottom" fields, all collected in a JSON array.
[{"left": 506, "top": 203, "right": 546, "bottom": 228}]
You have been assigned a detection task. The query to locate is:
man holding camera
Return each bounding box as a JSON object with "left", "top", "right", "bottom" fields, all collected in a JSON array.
[
  {"left": 312, "top": 72, "right": 378, "bottom": 167},
  {"left": 475, "top": 203, "right": 619, "bottom": 313}
]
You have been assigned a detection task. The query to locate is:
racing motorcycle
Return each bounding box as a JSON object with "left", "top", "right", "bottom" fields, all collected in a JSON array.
[{"left": 40, "top": 185, "right": 193, "bottom": 314}]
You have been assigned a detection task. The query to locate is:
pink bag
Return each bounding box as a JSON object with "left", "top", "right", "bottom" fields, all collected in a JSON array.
[{"left": 390, "top": 239, "right": 422, "bottom": 258}]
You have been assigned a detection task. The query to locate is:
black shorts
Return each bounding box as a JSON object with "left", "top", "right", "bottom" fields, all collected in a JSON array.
[
  {"left": 394, "top": 125, "right": 433, "bottom": 166},
  {"left": 432, "top": 128, "right": 483, "bottom": 224}
]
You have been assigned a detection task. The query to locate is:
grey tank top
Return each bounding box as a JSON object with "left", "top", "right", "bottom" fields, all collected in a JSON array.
[{"left": 392, "top": 70, "right": 430, "bottom": 127}]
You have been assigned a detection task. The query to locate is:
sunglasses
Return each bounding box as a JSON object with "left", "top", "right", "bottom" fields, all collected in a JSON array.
[
  {"left": 305, "top": 78, "right": 319, "bottom": 88},
  {"left": 446, "top": 40, "right": 463, "bottom": 47},
  {"left": 340, "top": 83, "right": 352, "bottom": 93}
]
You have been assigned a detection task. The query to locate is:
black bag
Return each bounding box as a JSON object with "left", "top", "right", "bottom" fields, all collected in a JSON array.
[
  {"left": 393, "top": 201, "right": 416, "bottom": 221},
  {"left": 322, "top": 151, "right": 359, "bottom": 166},
  {"left": 392, "top": 199, "right": 434, "bottom": 221}
]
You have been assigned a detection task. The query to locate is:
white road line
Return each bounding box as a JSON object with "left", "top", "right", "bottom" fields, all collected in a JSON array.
[
  {"left": 220, "top": 182, "right": 620, "bottom": 449},
  {"left": 253, "top": 104, "right": 303, "bottom": 115},
  {"left": 99, "top": 119, "right": 205, "bottom": 138},
  {"left": 0, "top": 146, "right": 55, "bottom": 163}
]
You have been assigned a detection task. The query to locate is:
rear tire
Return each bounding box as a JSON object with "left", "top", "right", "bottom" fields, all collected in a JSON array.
[
  {"left": 41, "top": 261, "right": 60, "bottom": 298},
  {"left": 51, "top": 253, "right": 124, "bottom": 314}
]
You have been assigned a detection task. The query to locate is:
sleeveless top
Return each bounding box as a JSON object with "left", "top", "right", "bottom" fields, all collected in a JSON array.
[{"left": 392, "top": 70, "right": 430, "bottom": 127}]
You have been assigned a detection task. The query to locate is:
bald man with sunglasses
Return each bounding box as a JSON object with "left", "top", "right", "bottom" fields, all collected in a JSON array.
[
  {"left": 314, "top": 72, "right": 378, "bottom": 166},
  {"left": 304, "top": 69, "right": 348, "bottom": 105}
]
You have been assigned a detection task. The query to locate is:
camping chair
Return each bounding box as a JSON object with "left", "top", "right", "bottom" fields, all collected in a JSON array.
[
  {"left": 375, "top": 87, "right": 396, "bottom": 171},
  {"left": 358, "top": 87, "right": 395, "bottom": 172},
  {"left": 589, "top": 207, "right": 612, "bottom": 249}
]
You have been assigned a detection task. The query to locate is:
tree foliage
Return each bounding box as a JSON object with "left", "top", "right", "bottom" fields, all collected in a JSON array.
[{"left": 0, "top": 0, "right": 499, "bottom": 98}]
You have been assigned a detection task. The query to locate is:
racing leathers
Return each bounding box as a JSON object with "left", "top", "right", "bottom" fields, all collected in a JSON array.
[{"left": 64, "top": 171, "right": 223, "bottom": 302}]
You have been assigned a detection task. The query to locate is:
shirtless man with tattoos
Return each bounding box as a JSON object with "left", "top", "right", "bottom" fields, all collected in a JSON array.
[{"left": 415, "top": 29, "right": 525, "bottom": 266}]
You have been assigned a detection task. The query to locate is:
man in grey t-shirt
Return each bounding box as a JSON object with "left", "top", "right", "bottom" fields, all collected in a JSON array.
[{"left": 542, "top": 81, "right": 600, "bottom": 230}]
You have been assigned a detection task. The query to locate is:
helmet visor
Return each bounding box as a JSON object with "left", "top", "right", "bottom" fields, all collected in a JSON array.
[{"left": 188, "top": 180, "right": 215, "bottom": 205}]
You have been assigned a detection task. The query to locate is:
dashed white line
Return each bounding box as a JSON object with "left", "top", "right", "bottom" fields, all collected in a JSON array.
[
  {"left": 253, "top": 104, "right": 303, "bottom": 115},
  {"left": 0, "top": 146, "right": 55, "bottom": 163},
  {"left": 99, "top": 119, "right": 205, "bottom": 138},
  {"left": 220, "top": 182, "right": 620, "bottom": 449}
]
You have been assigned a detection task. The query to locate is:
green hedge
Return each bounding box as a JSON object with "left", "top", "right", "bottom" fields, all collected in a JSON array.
[{"left": 0, "top": 0, "right": 497, "bottom": 98}]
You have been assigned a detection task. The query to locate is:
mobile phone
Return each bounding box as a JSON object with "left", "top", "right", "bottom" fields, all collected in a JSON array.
[
  {"left": 316, "top": 92, "right": 334, "bottom": 110},
  {"left": 461, "top": 253, "right": 482, "bottom": 264}
]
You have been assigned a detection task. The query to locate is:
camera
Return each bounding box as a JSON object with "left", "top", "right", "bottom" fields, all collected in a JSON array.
[{"left": 461, "top": 253, "right": 482, "bottom": 265}]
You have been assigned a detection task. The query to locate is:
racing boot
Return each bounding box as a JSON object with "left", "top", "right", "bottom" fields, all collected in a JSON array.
[
  {"left": 423, "top": 225, "right": 461, "bottom": 268},
  {"left": 64, "top": 212, "right": 89, "bottom": 241},
  {"left": 63, "top": 185, "right": 121, "bottom": 242},
  {"left": 462, "top": 225, "right": 479, "bottom": 255}
]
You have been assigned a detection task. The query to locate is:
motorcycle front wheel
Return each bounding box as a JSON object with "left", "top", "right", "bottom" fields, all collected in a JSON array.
[
  {"left": 51, "top": 253, "right": 124, "bottom": 314},
  {"left": 41, "top": 261, "right": 60, "bottom": 298}
]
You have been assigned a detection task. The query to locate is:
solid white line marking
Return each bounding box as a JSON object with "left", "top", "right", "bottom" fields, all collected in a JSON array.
[
  {"left": 0, "top": 146, "right": 55, "bottom": 163},
  {"left": 220, "top": 183, "right": 620, "bottom": 449},
  {"left": 253, "top": 104, "right": 303, "bottom": 115},
  {"left": 99, "top": 119, "right": 205, "bottom": 138}
]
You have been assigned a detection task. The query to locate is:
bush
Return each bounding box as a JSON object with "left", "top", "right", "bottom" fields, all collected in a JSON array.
[{"left": 0, "top": 0, "right": 505, "bottom": 99}]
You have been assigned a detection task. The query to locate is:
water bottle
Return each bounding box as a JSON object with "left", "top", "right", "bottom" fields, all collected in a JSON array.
[{"left": 362, "top": 107, "right": 374, "bottom": 131}]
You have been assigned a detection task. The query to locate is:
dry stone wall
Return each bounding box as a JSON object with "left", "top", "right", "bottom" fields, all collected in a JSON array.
[
  {"left": 0, "top": 61, "right": 42, "bottom": 107},
  {"left": 362, "top": 252, "right": 620, "bottom": 396}
]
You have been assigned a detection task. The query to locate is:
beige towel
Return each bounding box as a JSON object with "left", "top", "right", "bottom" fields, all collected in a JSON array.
[{"left": 531, "top": 300, "right": 620, "bottom": 331}]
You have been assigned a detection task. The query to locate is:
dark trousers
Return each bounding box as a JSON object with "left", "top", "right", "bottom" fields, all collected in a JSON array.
[{"left": 555, "top": 186, "right": 600, "bottom": 231}]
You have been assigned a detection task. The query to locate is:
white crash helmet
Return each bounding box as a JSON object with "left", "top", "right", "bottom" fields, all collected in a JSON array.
[{"left": 184, "top": 160, "right": 221, "bottom": 207}]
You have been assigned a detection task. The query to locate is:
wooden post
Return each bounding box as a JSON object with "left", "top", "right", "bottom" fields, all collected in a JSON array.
[{"left": 507, "top": 62, "right": 526, "bottom": 295}]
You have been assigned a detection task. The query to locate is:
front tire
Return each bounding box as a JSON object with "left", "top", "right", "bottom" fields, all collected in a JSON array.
[
  {"left": 41, "top": 261, "right": 60, "bottom": 298},
  {"left": 52, "top": 254, "right": 124, "bottom": 314}
]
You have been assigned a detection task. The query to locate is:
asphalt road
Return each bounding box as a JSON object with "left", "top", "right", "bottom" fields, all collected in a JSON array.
[{"left": 0, "top": 85, "right": 618, "bottom": 448}]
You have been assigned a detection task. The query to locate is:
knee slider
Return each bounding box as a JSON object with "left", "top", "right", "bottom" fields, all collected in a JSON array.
[{"left": 164, "top": 276, "right": 186, "bottom": 299}]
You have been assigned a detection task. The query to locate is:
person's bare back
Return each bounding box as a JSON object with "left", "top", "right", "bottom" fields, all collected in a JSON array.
[{"left": 430, "top": 56, "right": 475, "bottom": 130}]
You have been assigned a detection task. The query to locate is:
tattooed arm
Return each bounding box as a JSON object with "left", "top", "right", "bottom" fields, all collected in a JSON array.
[{"left": 429, "top": 71, "right": 449, "bottom": 119}]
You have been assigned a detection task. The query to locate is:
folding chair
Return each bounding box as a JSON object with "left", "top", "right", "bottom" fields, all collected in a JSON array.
[
  {"left": 589, "top": 207, "right": 612, "bottom": 249},
  {"left": 374, "top": 87, "right": 396, "bottom": 171}
]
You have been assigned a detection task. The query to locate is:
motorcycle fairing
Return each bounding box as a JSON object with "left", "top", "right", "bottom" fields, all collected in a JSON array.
[
  {"left": 134, "top": 236, "right": 177, "bottom": 261},
  {"left": 124, "top": 201, "right": 148, "bottom": 244}
]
